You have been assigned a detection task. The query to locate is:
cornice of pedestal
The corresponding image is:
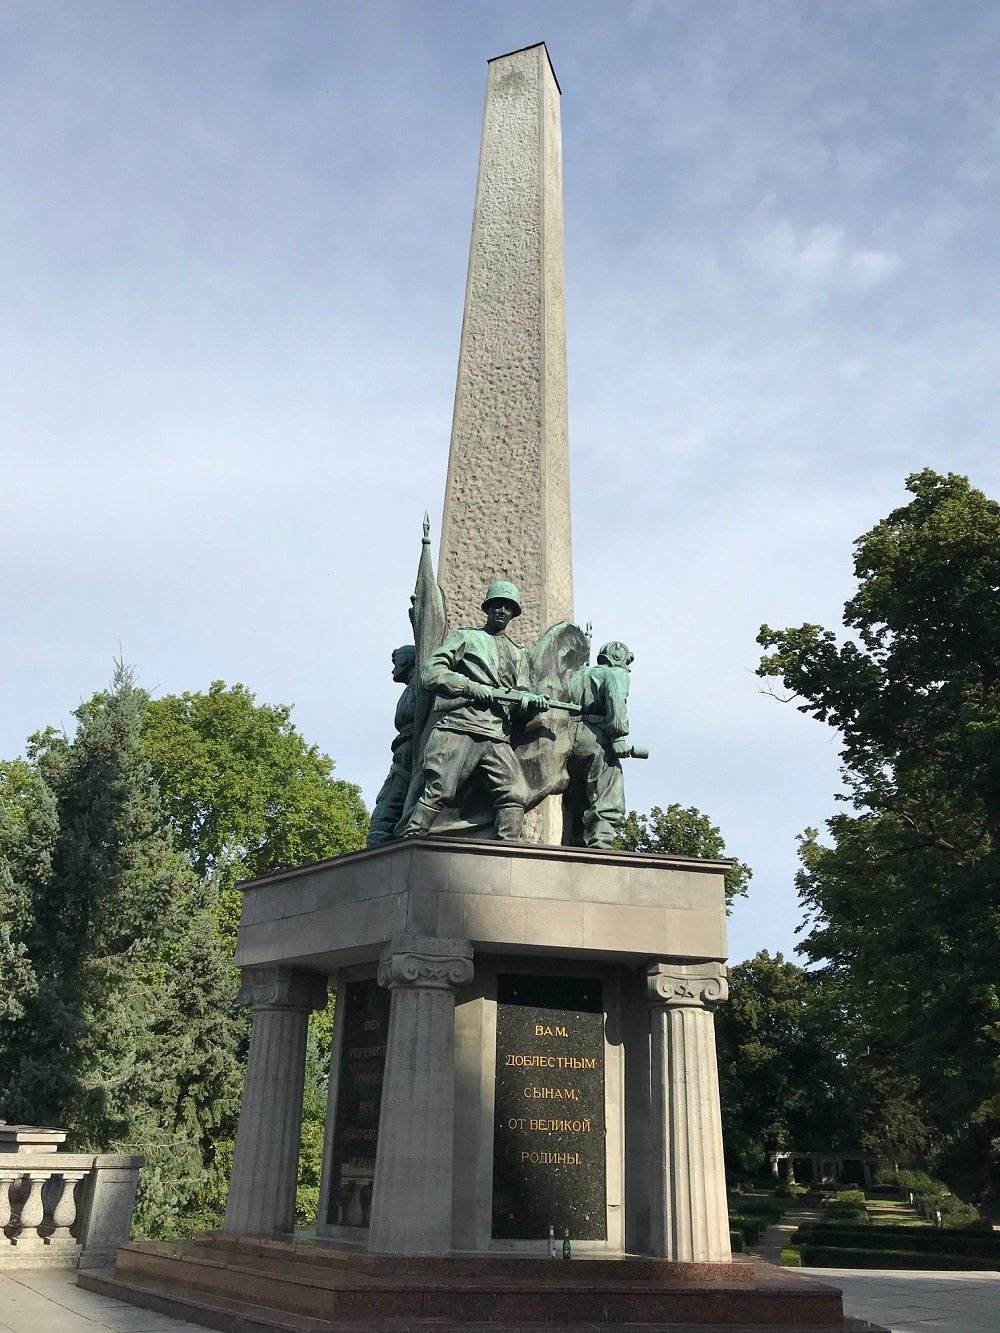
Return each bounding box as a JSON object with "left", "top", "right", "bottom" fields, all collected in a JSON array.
[
  {"left": 378, "top": 935, "right": 474, "bottom": 992},
  {"left": 646, "top": 960, "right": 729, "bottom": 1010},
  {"left": 237, "top": 965, "right": 328, "bottom": 1013}
]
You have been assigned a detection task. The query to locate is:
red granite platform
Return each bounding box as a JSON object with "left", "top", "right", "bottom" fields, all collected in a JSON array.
[{"left": 76, "top": 1232, "right": 886, "bottom": 1331}]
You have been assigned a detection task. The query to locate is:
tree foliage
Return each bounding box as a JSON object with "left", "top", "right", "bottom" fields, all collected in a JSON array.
[
  {"left": 0, "top": 758, "right": 54, "bottom": 1028},
  {"left": 616, "top": 803, "right": 751, "bottom": 909},
  {"left": 142, "top": 682, "right": 368, "bottom": 933},
  {"left": 758, "top": 470, "right": 1000, "bottom": 1195},
  {"left": 0, "top": 666, "right": 244, "bottom": 1235},
  {"left": 715, "top": 952, "right": 849, "bottom": 1175}
]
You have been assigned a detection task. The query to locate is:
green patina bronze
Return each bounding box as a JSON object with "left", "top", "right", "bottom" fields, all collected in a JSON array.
[
  {"left": 381, "top": 520, "right": 647, "bottom": 846},
  {"left": 366, "top": 645, "right": 417, "bottom": 847},
  {"left": 402, "top": 582, "right": 551, "bottom": 841}
]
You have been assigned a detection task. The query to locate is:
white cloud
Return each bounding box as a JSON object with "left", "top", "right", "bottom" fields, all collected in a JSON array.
[
  {"left": 4, "top": 0, "right": 1000, "bottom": 966},
  {"left": 743, "top": 217, "right": 901, "bottom": 298}
]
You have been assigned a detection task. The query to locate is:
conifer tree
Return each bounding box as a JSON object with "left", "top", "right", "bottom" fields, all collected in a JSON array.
[{"left": 0, "top": 664, "right": 244, "bottom": 1234}]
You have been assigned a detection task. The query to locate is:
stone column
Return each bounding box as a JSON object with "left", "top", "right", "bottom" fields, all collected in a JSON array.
[
  {"left": 368, "top": 936, "right": 473, "bottom": 1255},
  {"left": 646, "top": 961, "right": 731, "bottom": 1262},
  {"left": 224, "top": 965, "right": 327, "bottom": 1237}
]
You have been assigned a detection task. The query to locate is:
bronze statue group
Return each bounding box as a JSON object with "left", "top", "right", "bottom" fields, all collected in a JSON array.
[{"left": 368, "top": 577, "right": 646, "bottom": 850}]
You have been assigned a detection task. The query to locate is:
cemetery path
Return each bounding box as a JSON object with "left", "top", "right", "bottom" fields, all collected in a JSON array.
[
  {"left": 748, "top": 1203, "right": 1000, "bottom": 1332},
  {"left": 746, "top": 1202, "right": 824, "bottom": 1263}
]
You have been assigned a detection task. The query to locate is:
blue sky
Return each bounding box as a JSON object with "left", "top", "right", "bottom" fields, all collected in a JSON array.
[{"left": 4, "top": 2, "right": 1000, "bottom": 964}]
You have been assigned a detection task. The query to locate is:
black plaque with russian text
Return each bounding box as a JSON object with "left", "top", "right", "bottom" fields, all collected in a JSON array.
[
  {"left": 325, "top": 979, "right": 389, "bottom": 1227},
  {"left": 492, "top": 974, "right": 606, "bottom": 1240}
]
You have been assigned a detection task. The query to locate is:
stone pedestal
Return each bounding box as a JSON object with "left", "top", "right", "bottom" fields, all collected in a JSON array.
[
  {"left": 647, "top": 961, "right": 731, "bottom": 1262},
  {"left": 229, "top": 838, "right": 732, "bottom": 1260},
  {"left": 223, "top": 966, "right": 327, "bottom": 1237},
  {"left": 368, "top": 937, "right": 474, "bottom": 1254}
]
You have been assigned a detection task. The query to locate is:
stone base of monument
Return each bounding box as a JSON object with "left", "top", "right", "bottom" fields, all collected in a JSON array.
[
  {"left": 223, "top": 837, "right": 743, "bottom": 1258},
  {"left": 79, "top": 839, "right": 885, "bottom": 1328},
  {"left": 78, "top": 1234, "right": 882, "bottom": 1331}
]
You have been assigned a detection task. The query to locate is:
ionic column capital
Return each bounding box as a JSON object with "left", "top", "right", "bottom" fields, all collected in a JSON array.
[
  {"left": 646, "top": 960, "right": 729, "bottom": 1010},
  {"left": 377, "top": 936, "right": 474, "bottom": 992},
  {"left": 237, "top": 965, "right": 328, "bottom": 1013}
]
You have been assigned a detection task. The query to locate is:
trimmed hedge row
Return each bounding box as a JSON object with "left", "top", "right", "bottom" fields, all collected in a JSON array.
[
  {"left": 729, "top": 1214, "right": 765, "bottom": 1244},
  {"left": 798, "top": 1244, "right": 999, "bottom": 1271},
  {"left": 731, "top": 1196, "right": 785, "bottom": 1222},
  {"left": 793, "top": 1225, "right": 1000, "bottom": 1258}
]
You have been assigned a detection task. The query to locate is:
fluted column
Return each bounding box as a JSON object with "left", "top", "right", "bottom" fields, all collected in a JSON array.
[
  {"left": 224, "top": 965, "right": 327, "bottom": 1236},
  {"left": 647, "top": 961, "right": 731, "bottom": 1261},
  {"left": 368, "top": 936, "right": 473, "bottom": 1255}
]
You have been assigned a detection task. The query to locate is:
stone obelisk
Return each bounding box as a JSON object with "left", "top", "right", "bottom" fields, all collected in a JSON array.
[{"left": 438, "top": 43, "right": 572, "bottom": 650}]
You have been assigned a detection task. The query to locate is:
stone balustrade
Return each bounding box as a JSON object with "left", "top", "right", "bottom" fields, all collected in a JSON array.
[{"left": 0, "top": 1148, "right": 143, "bottom": 1269}]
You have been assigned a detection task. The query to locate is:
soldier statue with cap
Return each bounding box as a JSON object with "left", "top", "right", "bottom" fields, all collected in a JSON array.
[{"left": 402, "top": 581, "right": 550, "bottom": 840}]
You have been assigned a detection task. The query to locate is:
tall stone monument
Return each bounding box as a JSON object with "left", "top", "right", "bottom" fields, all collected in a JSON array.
[
  {"left": 81, "top": 43, "right": 852, "bottom": 1333},
  {"left": 439, "top": 43, "right": 573, "bottom": 648}
]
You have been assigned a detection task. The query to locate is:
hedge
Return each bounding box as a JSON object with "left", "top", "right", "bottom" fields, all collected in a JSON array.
[
  {"left": 798, "top": 1244, "right": 999, "bottom": 1271},
  {"left": 732, "top": 1197, "right": 784, "bottom": 1223},
  {"left": 728, "top": 1215, "right": 763, "bottom": 1244},
  {"left": 793, "top": 1225, "right": 1000, "bottom": 1260}
]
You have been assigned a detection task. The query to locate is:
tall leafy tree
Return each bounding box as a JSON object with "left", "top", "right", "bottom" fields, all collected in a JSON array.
[
  {"left": 616, "top": 802, "right": 751, "bottom": 910},
  {"left": 715, "top": 952, "right": 851, "bottom": 1175},
  {"left": 141, "top": 682, "right": 368, "bottom": 934},
  {"left": 0, "top": 665, "right": 244, "bottom": 1234},
  {"left": 758, "top": 470, "right": 1000, "bottom": 1195}
]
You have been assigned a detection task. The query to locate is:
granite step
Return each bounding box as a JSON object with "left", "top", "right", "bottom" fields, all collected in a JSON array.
[
  {"left": 79, "top": 1264, "right": 883, "bottom": 1333},
  {"left": 76, "top": 1238, "right": 862, "bottom": 1330}
]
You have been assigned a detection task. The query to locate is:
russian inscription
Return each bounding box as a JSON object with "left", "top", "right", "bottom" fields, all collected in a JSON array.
[
  {"left": 326, "top": 979, "right": 390, "bottom": 1227},
  {"left": 492, "top": 974, "right": 606, "bottom": 1240}
]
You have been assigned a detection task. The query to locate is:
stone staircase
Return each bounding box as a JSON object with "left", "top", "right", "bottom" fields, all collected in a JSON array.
[{"left": 76, "top": 1231, "right": 879, "bottom": 1332}]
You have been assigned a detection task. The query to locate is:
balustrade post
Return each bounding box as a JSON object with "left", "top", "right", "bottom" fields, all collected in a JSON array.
[
  {"left": 17, "top": 1175, "right": 46, "bottom": 1244},
  {"left": 50, "top": 1171, "right": 85, "bottom": 1241},
  {"left": 0, "top": 1172, "right": 15, "bottom": 1239}
]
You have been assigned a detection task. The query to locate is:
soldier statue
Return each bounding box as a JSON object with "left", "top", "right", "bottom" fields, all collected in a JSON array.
[
  {"left": 366, "top": 645, "right": 417, "bottom": 846},
  {"left": 402, "top": 581, "right": 550, "bottom": 840},
  {"left": 566, "top": 641, "right": 645, "bottom": 848}
]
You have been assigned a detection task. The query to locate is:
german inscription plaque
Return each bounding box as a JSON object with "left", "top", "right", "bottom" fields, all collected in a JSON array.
[
  {"left": 492, "top": 974, "right": 606, "bottom": 1240},
  {"left": 325, "top": 979, "right": 389, "bottom": 1227}
]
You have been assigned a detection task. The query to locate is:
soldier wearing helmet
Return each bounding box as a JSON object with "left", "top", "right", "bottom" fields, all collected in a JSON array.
[
  {"left": 566, "top": 641, "right": 639, "bottom": 847},
  {"left": 402, "top": 581, "right": 548, "bottom": 840}
]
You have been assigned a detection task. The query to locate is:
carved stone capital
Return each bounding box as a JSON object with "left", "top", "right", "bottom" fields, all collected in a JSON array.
[
  {"left": 237, "top": 965, "right": 328, "bottom": 1013},
  {"left": 378, "top": 936, "right": 474, "bottom": 992},
  {"left": 646, "top": 961, "right": 729, "bottom": 1010}
]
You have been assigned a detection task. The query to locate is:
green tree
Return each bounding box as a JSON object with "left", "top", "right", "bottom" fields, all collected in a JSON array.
[
  {"left": 758, "top": 469, "right": 1000, "bottom": 1196},
  {"left": 0, "top": 666, "right": 244, "bottom": 1234},
  {"left": 141, "top": 682, "right": 368, "bottom": 934},
  {"left": 715, "top": 952, "right": 852, "bottom": 1176},
  {"left": 0, "top": 758, "right": 54, "bottom": 1028},
  {"left": 616, "top": 803, "right": 751, "bottom": 910}
]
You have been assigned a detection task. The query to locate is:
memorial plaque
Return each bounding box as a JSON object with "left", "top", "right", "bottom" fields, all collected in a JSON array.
[
  {"left": 492, "top": 974, "right": 606, "bottom": 1240},
  {"left": 325, "top": 979, "right": 389, "bottom": 1227}
]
